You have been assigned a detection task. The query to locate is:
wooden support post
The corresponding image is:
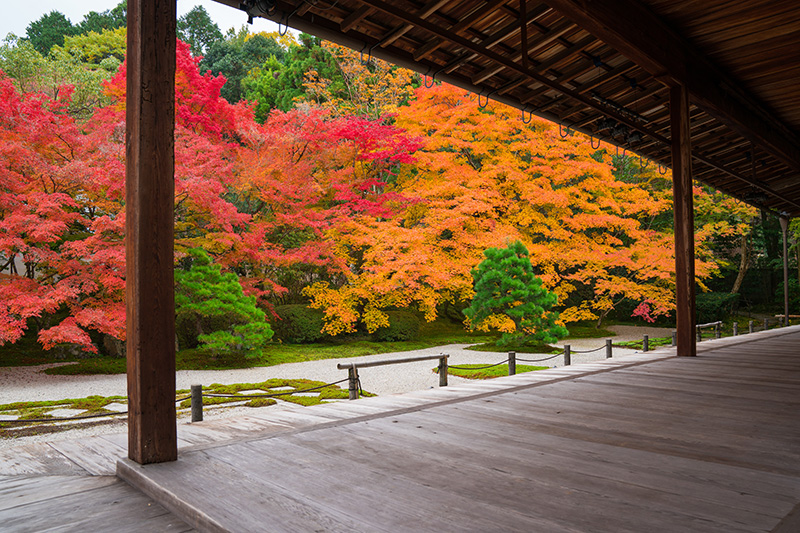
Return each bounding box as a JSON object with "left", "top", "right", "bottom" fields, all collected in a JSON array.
[
  {"left": 508, "top": 351, "right": 516, "bottom": 375},
  {"left": 564, "top": 345, "right": 571, "bottom": 366},
  {"left": 347, "top": 367, "right": 359, "bottom": 400},
  {"left": 671, "top": 84, "right": 696, "bottom": 356},
  {"left": 438, "top": 356, "right": 448, "bottom": 387},
  {"left": 191, "top": 385, "right": 203, "bottom": 423},
  {"left": 643, "top": 334, "right": 649, "bottom": 352},
  {"left": 605, "top": 339, "right": 612, "bottom": 358},
  {"left": 126, "top": 0, "right": 177, "bottom": 464},
  {"left": 781, "top": 216, "right": 790, "bottom": 326},
  {"left": 733, "top": 322, "right": 738, "bottom": 336}
]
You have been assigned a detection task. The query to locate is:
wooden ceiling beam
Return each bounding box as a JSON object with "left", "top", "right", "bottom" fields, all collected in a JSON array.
[
  {"left": 341, "top": 6, "right": 376, "bottom": 32},
  {"left": 542, "top": 0, "right": 800, "bottom": 172}
]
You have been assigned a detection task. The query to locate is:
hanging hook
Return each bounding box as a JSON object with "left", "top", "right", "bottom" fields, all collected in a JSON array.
[
  {"left": 640, "top": 156, "right": 650, "bottom": 170},
  {"left": 559, "top": 123, "right": 572, "bottom": 139},
  {"left": 590, "top": 134, "right": 601, "bottom": 149},
  {"left": 423, "top": 68, "right": 436, "bottom": 89},
  {"left": 477, "top": 89, "right": 491, "bottom": 109},
  {"left": 521, "top": 107, "right": 533, "bottom": 124},
  {"left": 277, "top": 11, "right": 291, "bottom": 36},
  {"left": 359, "top": 43, "right": 375, "bottom": 65},
  {"left": 657, "top": 163, "right": 668, "bottom": 175}
]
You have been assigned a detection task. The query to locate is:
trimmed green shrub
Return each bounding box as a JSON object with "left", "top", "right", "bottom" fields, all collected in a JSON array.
[
  {"left": 464, "top": 241, "right": 568, "bottom": 347},
  {"left": 175, "top": 249, "right": 273, "bottom": 358},
  {"left": 696, "top": 292, "right": 739, "bottom": 323},
  {"left": 273, "top": 305, "right": 326, "bottom": 344},
  {"left": 372, "top": 311, "right": 420, "bottom": 342}
]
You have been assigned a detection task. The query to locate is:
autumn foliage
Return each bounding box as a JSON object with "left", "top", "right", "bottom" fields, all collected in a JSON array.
[{"left": 0, "top": 34, "right": 761, "bottom": 355}]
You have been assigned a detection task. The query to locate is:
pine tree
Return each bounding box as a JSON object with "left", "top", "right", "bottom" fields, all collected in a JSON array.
[
  {"left": 175, "top": 249, "right": 273, "bottom": 358},
  {"left": 464, "top": 241, "right": 568, "bottom": 347}
]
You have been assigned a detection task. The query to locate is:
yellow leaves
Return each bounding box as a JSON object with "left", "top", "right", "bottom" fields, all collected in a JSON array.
[
  {"left": 302, "top": 282, "right": 361, "bottom": 335},
  {"left": 466, "top": 313, "right": 516, "bottom": 333},
  {"left": 301, "top": 42, "right": 418, "bottom": 120}
]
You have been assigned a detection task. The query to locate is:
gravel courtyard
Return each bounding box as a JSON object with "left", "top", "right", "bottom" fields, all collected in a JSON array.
[{"left": 0, "top": 325, "right": 673, "bottom": 448}]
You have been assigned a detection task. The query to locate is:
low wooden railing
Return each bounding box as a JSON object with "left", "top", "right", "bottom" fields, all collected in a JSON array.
[{"left": 338, "top": 354, "right": 449, "bottom": 400}]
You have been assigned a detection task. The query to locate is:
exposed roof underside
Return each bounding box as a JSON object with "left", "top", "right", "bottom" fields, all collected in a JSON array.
[{"left": 215, "top": 0, "right": 800, "bottom": 216}]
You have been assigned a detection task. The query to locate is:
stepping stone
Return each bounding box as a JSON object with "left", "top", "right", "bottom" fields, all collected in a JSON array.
[
  {"left": 0, "top": 414, "right": 19, "bottom": 421},
  {"left": 236, "top": 390, "right": 266, "bottom": 395},
  {"left": 290, "top": 392, "right": 320, "bottom": 397},
  {"left": 47, "top": 408, "right": 86, "bottom": 418},
  {"left": 269, "top": 386, "right": 294, "bottom": 392},
  {"left": 103, "top": 403, "right": 128, "bottom": 413},
  {"left": 320, "top": 399, "right": 346, "bottom": 403}
]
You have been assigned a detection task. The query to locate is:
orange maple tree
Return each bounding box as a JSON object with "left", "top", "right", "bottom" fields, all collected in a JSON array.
[{"left": 304, "top": 84, "right": 719, "bottom": 332}]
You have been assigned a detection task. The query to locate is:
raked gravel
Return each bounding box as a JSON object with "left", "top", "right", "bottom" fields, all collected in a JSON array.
[{"left": 0, "top": 325, "right": 672, "bottom": 448}]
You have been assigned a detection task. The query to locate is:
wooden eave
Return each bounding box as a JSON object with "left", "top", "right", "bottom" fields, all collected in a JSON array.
[{"left": 214, "top": 0, "right": 800, "bottom": 216}]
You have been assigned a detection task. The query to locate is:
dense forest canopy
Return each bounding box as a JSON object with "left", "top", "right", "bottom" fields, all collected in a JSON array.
[{"left": 0, "top": 3, "right": 796, "bottom": 355}]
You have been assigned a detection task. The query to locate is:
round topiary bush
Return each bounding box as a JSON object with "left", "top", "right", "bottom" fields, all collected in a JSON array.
[
  {"left": 273, "top": 305, "right": 327, "bottom": 344},
  {"left": 372, "top": 310, "right": 420, "bottom": 342}
]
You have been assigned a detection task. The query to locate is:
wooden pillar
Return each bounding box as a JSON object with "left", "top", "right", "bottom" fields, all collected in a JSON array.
[
  {"left": 126, "top": 0, "right": 177, "bottom": 464},
  {"left": 780, "top": 215, "right": 790, "bottom": 326},
  {"left": 671, "top": 85, "right": 696, "bottom": 356}
]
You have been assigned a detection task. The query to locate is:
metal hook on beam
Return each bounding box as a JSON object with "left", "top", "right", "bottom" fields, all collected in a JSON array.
[
  {"left": 559, "top": 123, "right": 573, "bottom": 139},
  {"left": 658, "top": 163, "right": 668, "bottom": 175},
  {"left": 522, "top": 107, "right": 534, "bottom": 124},
  {"left": 477, "top": 89, "right": 494, "bottom": 109},
  {"left": 278, "top": 11, "right": 291, "bottom": 36},
  {"left": 590, "top": 134, "right": 601, "bottom": 149}
]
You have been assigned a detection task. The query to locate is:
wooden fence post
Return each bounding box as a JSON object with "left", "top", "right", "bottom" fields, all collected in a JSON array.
[
  {"left": 749, "top": 320, "right": 754, "bottom": 334},
  {"left": 672, "top": 332, "right": 677, "bottom": 346},
  {"left": 715, "top": 323, "right": 721, "bottom": 339},
  {"left": 697, "top": 326, "right": 702, "bottom": 343},
  {"left": 643, "top": 334, "right": 649, "bottom": 352},
  {"left": 764, "top": 318, "right": 769, "bottom": 331},
  {"left": 191, "top": 384, "right": 203, "bottom": 422},
  {"left": 348, "top": 367, "right": 359, "bottom": 400},
  {"left": 438, "top": 356, "right": 448, "bottom": 387},
  {"left": 508, "top": 351, "right": 516, "bottom": 375},
  {"left": 564, "top": 345, "right": 571, "bottom": 366},
  {"left": 733, "top": 322, "right": 738, "bottom": 336},
  {"left": 605, "top": 339, "right": 612, "bottom": 359}
]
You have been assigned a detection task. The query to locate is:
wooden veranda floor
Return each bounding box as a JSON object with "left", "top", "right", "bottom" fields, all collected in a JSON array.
[
  {"left": 116, "top": 327, "right": 800, "bottom": 533},
  {"left": 2, "top": 327, "right": 799, "bottom": 532}
]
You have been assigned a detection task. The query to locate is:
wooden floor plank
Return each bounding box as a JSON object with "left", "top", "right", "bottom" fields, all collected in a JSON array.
[{"left": 0, "top": 476, "right": 194, "bottom": 532}]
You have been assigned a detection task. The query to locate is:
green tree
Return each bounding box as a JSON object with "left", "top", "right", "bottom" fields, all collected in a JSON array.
[
  {"left": 242, "top": 33, "right": 340, "bottom": 120},
  {"left": 75, "top": 1, "right": 127, "bottom": 35},
  {"left": 177, "top": 5, "right": 223, "bottom": 57},
  {"left": 464, "top": 242, "right": 568, "bottom": 347},
  {"left": 201, "top": 29, "right": 285, "bottom": 103},
  {"left": 25, "top": 11, "right": 77, "bottom": 54},
  {"left": 0, "top": 34, "right": 115, "bottom": 117},
  {"left": 175, "top": 249, "right": 274, "bottom": 359}
]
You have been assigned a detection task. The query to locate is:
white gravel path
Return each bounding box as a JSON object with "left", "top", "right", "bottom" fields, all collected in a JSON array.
[
  {"left": 0, "top": 325, "right": 672, "bottom": 405},
  {"left": 0, "top": 325, "right": 673, "bottom": 448}
]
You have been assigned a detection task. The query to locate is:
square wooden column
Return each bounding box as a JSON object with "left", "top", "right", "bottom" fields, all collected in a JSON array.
[
  {"left": 671, "top": 84, "right": 697, "bottom": 356},
  {"left": 126, "top": 0, "right": 178, "bottom": 464}
]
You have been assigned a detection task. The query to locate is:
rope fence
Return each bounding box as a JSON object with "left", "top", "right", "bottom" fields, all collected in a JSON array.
[
  {"left": 4, "top": 318, "right": 795, "bottom": 427},
  {"left": 2, "top": 377, "right": 354, "bottom": 427}
]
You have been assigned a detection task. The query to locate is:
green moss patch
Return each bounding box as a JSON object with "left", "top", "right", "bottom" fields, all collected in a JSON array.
[{"left": 439, "top": 363, "right": 548, "bottom": 380}]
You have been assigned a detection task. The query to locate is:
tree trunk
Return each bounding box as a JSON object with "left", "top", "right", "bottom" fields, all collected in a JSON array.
[{"left": 731, "top": 234, "right": 750, "bottom": 295}]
